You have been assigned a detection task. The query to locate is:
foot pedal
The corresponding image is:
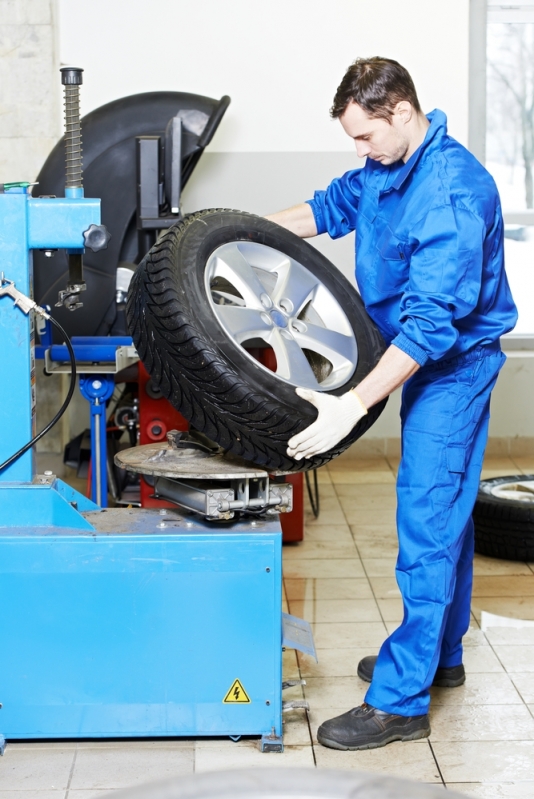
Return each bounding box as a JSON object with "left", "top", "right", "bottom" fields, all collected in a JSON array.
[
  {"left": 282, "top": 679, "right": 306, "bottom": 690},
  {"left": 283, "top": 700, "right": 310, "bottom": 712}
]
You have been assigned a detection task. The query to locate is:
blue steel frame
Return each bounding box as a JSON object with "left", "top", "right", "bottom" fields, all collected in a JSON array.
[{"left": 0, "top": 185, "right": 101, "bottom": 530}]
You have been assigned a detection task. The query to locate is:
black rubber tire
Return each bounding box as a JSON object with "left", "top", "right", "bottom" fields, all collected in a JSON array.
[
  {"left": 127, "top": 209, "right": 387, "bottom": 471},
  {"left": 109, "top": 767, "right": 466, "bottom": 799},
  {"left": 474, "top": 474, "right": 534, "bottom": 561}
]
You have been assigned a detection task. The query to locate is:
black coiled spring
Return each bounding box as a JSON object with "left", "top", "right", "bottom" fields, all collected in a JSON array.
[
  {"left": 64, "top": 85, "right": 83, "bottom": 189},
  {"left": 60, "top": 67, "right": 84, "bottom": 190}
]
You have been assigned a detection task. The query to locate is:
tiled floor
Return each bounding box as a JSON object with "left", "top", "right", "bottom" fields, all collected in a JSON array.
[{"left": 2, "top": 455, "right": 534, "bottom": 798}]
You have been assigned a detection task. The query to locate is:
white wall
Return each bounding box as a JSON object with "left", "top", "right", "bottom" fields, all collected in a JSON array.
[{"left": 58, "top": 0, "right": 470, "bottom": 152}]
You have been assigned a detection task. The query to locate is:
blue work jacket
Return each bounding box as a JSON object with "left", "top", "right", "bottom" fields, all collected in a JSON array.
[{"left": 307, "top": 110, "right": 518, "bottom": 365}]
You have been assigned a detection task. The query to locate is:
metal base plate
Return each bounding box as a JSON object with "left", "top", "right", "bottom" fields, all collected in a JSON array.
[{"left": 115, "top": 443, "right": 290, "bottom": 480}]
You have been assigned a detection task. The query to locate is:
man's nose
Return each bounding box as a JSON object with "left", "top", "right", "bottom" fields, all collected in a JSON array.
[{"left": 355, "top": 141, "right": 371, "bottom": 158}]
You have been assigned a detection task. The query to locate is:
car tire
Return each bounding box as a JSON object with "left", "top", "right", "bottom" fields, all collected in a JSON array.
[
  {"left": 127, "top": 209, "right": 387, "bottom": 471},
  {"left": 474, "top": 474, "right": 534, "bottom": 561}
]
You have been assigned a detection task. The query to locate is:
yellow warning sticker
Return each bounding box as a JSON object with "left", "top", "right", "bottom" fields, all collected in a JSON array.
[{"left": 223, "top": 679, "right": 251, "bottom": 703}]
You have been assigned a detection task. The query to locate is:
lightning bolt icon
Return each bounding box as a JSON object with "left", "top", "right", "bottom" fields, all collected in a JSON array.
[{"left": 233, "top": 685, "right": 240, "bottom": 700}]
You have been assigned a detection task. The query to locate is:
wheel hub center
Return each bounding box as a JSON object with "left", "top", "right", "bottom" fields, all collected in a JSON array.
[{"left": 270, "top": 309, "right": 288, "bottom": 328}]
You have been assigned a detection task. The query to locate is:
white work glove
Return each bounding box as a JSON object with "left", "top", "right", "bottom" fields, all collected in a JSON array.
[{"left": 287, "top": 388, "right": 368, "bottom": 460}]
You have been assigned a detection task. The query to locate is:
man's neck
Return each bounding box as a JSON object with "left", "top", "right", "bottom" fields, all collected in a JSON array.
[{"left": 403, "top": 113, "right": 431, "bottom": 163}]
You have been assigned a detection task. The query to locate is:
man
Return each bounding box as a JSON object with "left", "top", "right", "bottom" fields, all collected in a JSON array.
[{"left": 267, "top": 57, "right": 517, "bottom": 751}]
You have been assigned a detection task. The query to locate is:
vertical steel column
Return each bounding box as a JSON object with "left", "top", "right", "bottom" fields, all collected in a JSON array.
[
  {"left": 0, "top": 188, "right": 34, "bottom": 482},
  {"left": 79, "top": 375, "right": 115, "bottom": 507}
]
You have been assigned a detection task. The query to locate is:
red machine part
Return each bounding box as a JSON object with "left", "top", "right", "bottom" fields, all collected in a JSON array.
[{"left": 136, "top": 359, "right": 304, "bottom": 541}]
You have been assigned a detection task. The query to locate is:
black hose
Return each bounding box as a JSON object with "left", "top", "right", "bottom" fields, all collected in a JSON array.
[
  {"left": 305, "top": 468, "right": 320, "bottom": 518},
  {"left": 0, "top": 316, "right": 76, "bottom": 473}
]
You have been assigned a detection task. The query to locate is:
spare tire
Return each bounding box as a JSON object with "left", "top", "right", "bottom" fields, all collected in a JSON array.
[
  {"left": 127, "top": 209, "right": 387, "bottom": 471},
  {"left": 474, "top": 474, "right": 534, "bottom": 561}
]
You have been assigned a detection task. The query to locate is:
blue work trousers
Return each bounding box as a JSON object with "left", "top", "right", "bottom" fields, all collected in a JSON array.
[{"left": 365, "top": 343, "right": 506, "bottom": 717}]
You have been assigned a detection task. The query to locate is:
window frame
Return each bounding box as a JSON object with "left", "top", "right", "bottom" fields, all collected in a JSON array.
[{"left": 470, "top": 0, "right": 534, "bottom": 349}]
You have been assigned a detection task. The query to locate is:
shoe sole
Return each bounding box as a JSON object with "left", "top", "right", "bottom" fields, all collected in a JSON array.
[
  {"left": 317, "top": 725, "right": 430, "bottom": 751},
  {"left": 357, "top": 667, "right": 466, "bottom": 689}
]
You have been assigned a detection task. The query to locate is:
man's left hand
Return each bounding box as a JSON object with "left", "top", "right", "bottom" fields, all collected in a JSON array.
[{"left": 287, "top": 388, "right": 368, "bottom": 460}]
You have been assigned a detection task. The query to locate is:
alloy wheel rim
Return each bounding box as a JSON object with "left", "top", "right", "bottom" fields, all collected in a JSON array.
[{"left": 205, "top": 241, "right": 358, "bottom": 391}]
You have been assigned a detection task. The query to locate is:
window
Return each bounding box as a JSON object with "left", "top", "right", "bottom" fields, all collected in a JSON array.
[{"left": 471, "top": 1, "right": 534, "bottom": 338}]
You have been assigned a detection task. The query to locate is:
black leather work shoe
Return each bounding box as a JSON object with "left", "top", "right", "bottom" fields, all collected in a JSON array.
[
  {"left": 317, "top": 703, "right": 430, "bottom": 751},
  {"left": 357, "top": 655, "right": 466, "bottom": 687}
]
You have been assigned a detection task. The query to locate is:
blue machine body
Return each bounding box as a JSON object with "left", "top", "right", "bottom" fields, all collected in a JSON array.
[{"left": 0, "top": 509, "right": 283, "bottom": 741}]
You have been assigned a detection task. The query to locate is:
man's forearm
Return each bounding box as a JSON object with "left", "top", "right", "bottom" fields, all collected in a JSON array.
[
  {"left": 265, "top": 203, "right": 318, "bottom": 238},
  {"left": 354, "top": 345, "right": 420, "bottom": 409}
]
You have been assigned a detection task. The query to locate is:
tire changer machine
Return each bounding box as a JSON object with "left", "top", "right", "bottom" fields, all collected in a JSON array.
[{"left": 0, "top": 69, "right": 315, "bottom": 755}]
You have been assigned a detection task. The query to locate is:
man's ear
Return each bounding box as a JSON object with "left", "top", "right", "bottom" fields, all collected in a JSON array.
[{"left": 395, "top": 101, "right": 413, "bottom": 124}]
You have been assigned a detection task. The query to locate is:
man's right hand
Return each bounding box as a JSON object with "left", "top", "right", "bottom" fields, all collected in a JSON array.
[{"left": 265, "top": 203, "right": 318, "bottom": 238}]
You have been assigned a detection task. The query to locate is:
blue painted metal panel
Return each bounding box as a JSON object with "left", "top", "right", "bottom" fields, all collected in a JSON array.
[
  {"left": 0, "top": 511, "right": 282, "bottom": 740},
  {"left": 27, "top": 198, "right": 100, "bottom": 249},
  {"left": 0, "top": 189, "right": 35, "bottom": 482},
  {"left": 0, "top": 484, "right": 97, "bottom": 530}
]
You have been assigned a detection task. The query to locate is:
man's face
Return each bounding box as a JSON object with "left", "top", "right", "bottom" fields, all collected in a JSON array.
[{"left": 339, "top": 101, "right": 410, "bottom": 165}]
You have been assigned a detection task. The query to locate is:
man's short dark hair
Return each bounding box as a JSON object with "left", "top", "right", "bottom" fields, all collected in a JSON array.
[{"left": 330, "top": 57, "right": 422, "bottom": 122}]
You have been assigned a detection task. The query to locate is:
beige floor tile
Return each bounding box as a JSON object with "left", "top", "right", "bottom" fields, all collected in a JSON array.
[
  {"left": 529, "top": 704, "right": 534, "bottom": 716},
  {"left": 446, "top": 783, "right": 534, "bottom": 798},
  {"left": 303, "top": 676, "right": 365, "bottom": 708},
  {"left": 298, "top": 648, "right": 370, "bottom": 678},
  {"left": 307, "top": 483, "right": 337, "bottom": 499},
  {"left": 354, "top": 540, "right": 400, "bottom": 558},
  {"left": 284, "top": 577, "right": 373, "bottom": 601},
  {"left": 463, "top": 627, "right": 490, "bottom": 647},
  {"left": 342, "top": 509, "right": 397, "bottom": 526},
  {"left": 384, "top": 620, "right": 400, "bottom": 635},
  {"left": 328, "top": 470, "right": 395, "bottom": 485},
  {"left": 302, "top": 524, "right": 353, "bottom": 542},
  {"left": 470, "top": 611, "right": 481, "bottom": 629},
  {"left": 433, "top": 740, "right": 534, "bottom": 783},
  {"left": 481, "top": 457, "right": 517, "bottom": 470},
  {"left": 492, "top": 645, "right": 534, "bottom": 673},
  {"left": 334, "top": 482, "right": 396, "bottom": 497},
  {"left": 0, "top": 748, "right": 75, "bottom": 791},
  {"left": 429, "top": 702, "right": 534, "bottom": 741},
  {"left": 288, "top": 598, "right": 381, "bottom": 624},
  {"left": 66, "top": 792, "right": 117, "bottom": 799},
  {"left": 368, "top": 576, "right": 401, "bottom": 599},
  {"left": 70, "top": 747, "right": 194, "bottom": 790},
  {"left": 0, "top": 794, "right": 65, "bottom": 799},
  {"left": 339, "top": 499, "right": 397, "bottom": 518},
  {"left": 194, "top": 741, "right": 314, "bottom": 770},
  {"left": 282, "top": 540, "right": 357, "bottom": 560},
  {"left": 473, "top": 555, "right": 533, "bottom": 576},
  {"left": 361, "top": 557, "right": 398, "bottom": 577},
  {"left": 314, "top": 737, "right": 441, "bottom": 782},
  {"left": 315, "top": 467, "right": 333, "bottom": 485},
  {"left": 472, "top": 597, "right": 534, "bottom": 621},
  {"left": 305, "top": 508, "right": 348, "bottom": 526},
  {"left": 430, "top": 673, "right": 523, "bottom": 706},
  {"left": 3, "top": 741, "right": 78, "bottom": 750},
  {"left": 281, "top": 713, "right": 312, "bottom": 746},
  {"left": 484, "top": 627, "right": 534, "bottom": 646},
  {"left": 283, "top": 559, "right": 365, "bottom": 579},
  {"left": 472, "top": 575, "right": 534, "bottom": 597},
  {"left": 329, "top": 457, "right": 391, "bottom": 471},
  {"left": 311, "top": 621, "right": 388, "bottom": 650},
  {"left": 283, "top": 648, "right": 301, "bottom": 680},
  {"left": 463, "top": 646, "right": 505, "bottom": 673},
  {"left": 511, "top": 457, "right": 534, "bottom": 473},
  {"left": 511, "top": 674, "right": 534, "bottom": 704},
  {"left": 376, "top": 597, "right": 404, "bottom": 622}
]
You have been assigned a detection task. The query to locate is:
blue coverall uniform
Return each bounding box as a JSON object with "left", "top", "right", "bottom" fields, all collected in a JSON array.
[{"left": 307, "top": 109, "right": 518, "bottom": 717}]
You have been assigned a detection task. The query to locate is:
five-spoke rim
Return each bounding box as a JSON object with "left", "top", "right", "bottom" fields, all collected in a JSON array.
[
  {"left": 490, "top": 480, "right": 534, "bottom": 503},
  {"left": 205, "top": 241, "right": 358, "bottom": 391}
]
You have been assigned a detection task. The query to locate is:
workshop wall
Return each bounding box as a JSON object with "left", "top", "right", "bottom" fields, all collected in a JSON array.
[{"left": 0, "top": 0, "right": 60, "bottom": 182}]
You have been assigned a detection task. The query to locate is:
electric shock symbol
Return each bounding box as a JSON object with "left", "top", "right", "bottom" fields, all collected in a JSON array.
[{"left": 223, "top": 679, "right": 251, "bottom": 703}]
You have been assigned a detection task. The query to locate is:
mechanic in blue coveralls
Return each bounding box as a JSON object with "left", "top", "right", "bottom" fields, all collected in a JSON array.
[{"left": 267, "top": 57, "right": 517, "bottom": 752}]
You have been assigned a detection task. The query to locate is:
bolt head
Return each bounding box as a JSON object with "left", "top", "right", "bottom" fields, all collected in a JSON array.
[{"left": 92, "top": 380, "right": 102, "bottom": 390}]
